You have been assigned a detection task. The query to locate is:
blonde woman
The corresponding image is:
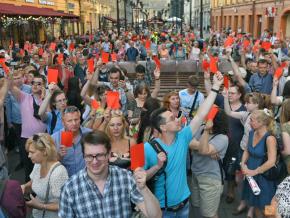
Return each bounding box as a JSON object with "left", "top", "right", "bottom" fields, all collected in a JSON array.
[
  {"left": 21, "top": 133, "right": 68, "bottom": 218},
  {"left": 104, "top": 111, "right": 136, "bottom": 169},
  {"left": 240, "top": 110, "right": 277, "bottom": 218}
]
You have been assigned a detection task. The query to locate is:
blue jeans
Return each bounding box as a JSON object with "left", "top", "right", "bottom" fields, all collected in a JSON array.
[{"left": 162, "top": 202, "right": 189, "bottom": 218}]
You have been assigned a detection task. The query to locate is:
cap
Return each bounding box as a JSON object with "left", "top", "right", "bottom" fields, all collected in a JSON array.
[{"left": 187, "top": 75, "right": 199, "bottom": 87}]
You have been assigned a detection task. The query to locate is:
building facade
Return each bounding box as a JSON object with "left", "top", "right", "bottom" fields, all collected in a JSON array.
[
  {"left": 211, "top": 0, "right": 290, "bottom": 39},
  {"left": 192, "top": 0, "right": 211, "bottom": 31}
]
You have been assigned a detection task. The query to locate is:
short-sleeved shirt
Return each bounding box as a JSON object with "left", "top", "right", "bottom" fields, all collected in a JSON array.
[
  {"left": 191, "top": 129, "right": 229, "bottom": 181},
  {"left": 52, "top": 127, "right": 92, "bottom": 177},
  {"left": 30, "top": 162, "right": 68, "bottom": 218},
  {"left": 179, "top": 89, "right": 204, "bottom": 118},
  {"left": 244, "top": 72, "right": 273, "bottom": 94},
  {"left": 58, "top": 166, "right": 144, "bottom": 218},
  {"left": 144, "top": 126, "right": 193, "bottom": 207},
  {"left": 45, "top": 110, "right": 63, "bottom": 134},
  {"left": 18, "top": 92, "right": 46, "bottom": 138}
]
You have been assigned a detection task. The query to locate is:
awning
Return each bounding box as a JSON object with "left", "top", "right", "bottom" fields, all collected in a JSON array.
[
  {"left": 103, "top": 16, "right": 117, "bottom": 23},
  {"left": 0, "top": 3, "right": 79, "bottom": 19}
]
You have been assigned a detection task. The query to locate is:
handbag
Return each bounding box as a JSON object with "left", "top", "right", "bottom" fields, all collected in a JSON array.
[{"left": 262, "top": 136, "right": 287, "bottom": 181}]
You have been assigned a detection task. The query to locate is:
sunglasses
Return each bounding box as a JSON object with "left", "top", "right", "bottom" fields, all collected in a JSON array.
[{"left": 32, "top": 134, "right": 46, "bottom": 147}]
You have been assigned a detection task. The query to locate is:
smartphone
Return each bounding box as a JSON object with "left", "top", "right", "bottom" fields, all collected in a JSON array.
[{"left": 24, "top": 191, "right": 37, "bottom": 201}]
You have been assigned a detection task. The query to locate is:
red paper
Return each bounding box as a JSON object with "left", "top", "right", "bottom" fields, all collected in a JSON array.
[
  {"left": 24, "top": 43, "right": 30, "bottom": 51},
  {"left": 111, "top": 53, "right": 117, "bottom": 62},
  {"left": 243, "top": 40, "right": 250, "bottom": 48},
  {"left": 0, "top": 58, "right": 5, "bottom": 65},
  {"left": 210, "top": 57, "right": 218, "bottom": 73},
  {"left": 87, "top": 58, "right": 94, "bottom": 73},
  {"left": 274, "top": 67, "right": 283, "bottom": 79},
  {"left": 224, "top": 75, "right": 229, "bottom": 89},
  {"left": 91, "top": 99, "right": 99, "bottom": 109},
  {"left": 57, "top": 53, "right": 64, "bottom": 65},
  {"left": 20, "top": 49, "right": 25, "bottom": 56},
  {"left": 61, "top": 131, "right": 73, "bottom": 147},
  {"left": 202, "top": 60, "right": 210, "bottom": 71},
  {"left": 281, "top": 62, "right": 287, "bottom": 68},
  {"left": 47, "top": 68, "right": 59, "bottom": 84},
  {"left": 153, "top": 55, "right": 161, "bottom": 69},
  {"left": 50, "top": 43, "right": 56, "bottom": 51},
  {"left": 206, "top": 105, "right": 219, "bottom": 121},
  {"left": 145, "top": 40, "right": 151, "bottom": 49},
  {"left": 130, "top": 143, "right": 145, "bottom": 170},
  {"left": 106, "top": 91, "right": 120, "bottom": 109},
  {"left": 102, "top": 52, "right": 109, "bottom": 63},
  {"left": 38, "top": 48, "right": 44, "bottom": 56},
  {"left": 224, "top": 36, "right": 234, "bottom": 48},
  {"left": 261, "top": 41, "right": 271, "bottom": 51},
  {"left": 69, "top": 43, "right": 75, "bottom": 51}
]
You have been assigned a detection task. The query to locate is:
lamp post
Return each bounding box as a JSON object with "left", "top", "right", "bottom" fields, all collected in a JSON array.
[
  {"left": 124, "top": 0, "right": 127, "bottom": 31},
  {"left": 200, "top": 0, "right": 203, "bottom": 38},
  {"left": 116, "top": 0, "right": 120, "bottom": 36}
]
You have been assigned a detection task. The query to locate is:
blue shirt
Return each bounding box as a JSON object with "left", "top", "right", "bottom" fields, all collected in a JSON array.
[
  {"left": 245, "top": 72, "right": 273, "bottom": 94},
  {"left": 52, "top": 127, "right": 92, "bottom": 177},
  {"left": 144, "top": 126, "right": 193, "bottom": 207},
  {"left": 5, "top": 84, "right": 31, "bottom": 124},
  {"left": 45, "top": 110, "right": 63, "bottom": 134}
]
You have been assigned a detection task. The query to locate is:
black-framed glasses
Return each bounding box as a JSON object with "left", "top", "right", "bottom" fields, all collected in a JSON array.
[
  {"left": 84, "top": 153, "right": 108, "bottom": 162},
  {"left": 63, "top": 106, "right": 79, "bottom": 114}
]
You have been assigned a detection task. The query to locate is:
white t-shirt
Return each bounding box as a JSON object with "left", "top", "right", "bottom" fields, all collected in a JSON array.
[
  {"left": 179, "top": 89, "right": 204, "bottom": 118},
  {"left": 189, "top": 47, "right": 200, "bottom": 61}
]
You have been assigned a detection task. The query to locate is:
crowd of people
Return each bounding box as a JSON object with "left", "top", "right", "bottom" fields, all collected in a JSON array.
[{"left": 0, "top": 26, "right": 290, "bottom": 218}]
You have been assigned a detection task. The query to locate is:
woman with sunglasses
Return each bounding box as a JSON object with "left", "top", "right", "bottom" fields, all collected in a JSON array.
[
  {"left": 21, "top": 133, "right": 68, "bottom": 218},
  {"left": 104, "top": 111, "right": 136, "bottom": 169},
  {"left": 38, "top": 84, "right": 67, "bottom": 134}
]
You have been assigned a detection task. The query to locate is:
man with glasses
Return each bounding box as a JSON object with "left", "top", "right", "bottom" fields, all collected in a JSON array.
[
  {"left": 59, "top": 131, "right": 161, "bottom": 218},
  {"left": 10, "top": 73, "right": 46, "bottom": 181},
  {"left": 38, "top": 83, "right": 67, "bottom": 134},
  {"left": 52, "top": 106, "right": 91, "bottom": 177},
  {"left": 144, "top": 73, "right": 224, "bottom": 217}
]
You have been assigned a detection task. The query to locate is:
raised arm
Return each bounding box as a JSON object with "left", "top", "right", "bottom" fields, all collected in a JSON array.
[
  {"left": 0, "top": 78, "right": 9, "bottom": 108},
  {"left": 9, "top": 78, "right": 22, "bottom": 102},
  {"left": 203, "top": 70, "right": 212, "bottom": 95},
  {"left": 223, "top": 89, "right": 245, "bottom": 119},
  {"left": 228, "top": 55, "right": 247, "bottom": 87},
  {"left": 151, "top": 67, "right": 160, "bottom": 98},
  {"left": 189, "top": 72, "right": 223, "bottom": 135},
  {"left": 38, "top": 83, "right": 58, "bottom": 121},
  {"left": 270, "top": 78, "right": 283, "bottom": 106}
]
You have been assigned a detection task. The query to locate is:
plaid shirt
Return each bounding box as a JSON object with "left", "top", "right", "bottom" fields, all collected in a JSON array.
[{"left": 59, "top": 166, "right": 144, "bottom": 218}]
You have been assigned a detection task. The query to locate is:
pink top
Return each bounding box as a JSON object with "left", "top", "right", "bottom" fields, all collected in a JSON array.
[{"left": 19, "top": 92, "right": 46, "bottom": 138}]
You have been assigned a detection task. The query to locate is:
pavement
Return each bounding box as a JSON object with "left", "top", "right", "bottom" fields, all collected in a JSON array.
[{"left": 7, "top": 149, "right": 247, "bottom": 218}]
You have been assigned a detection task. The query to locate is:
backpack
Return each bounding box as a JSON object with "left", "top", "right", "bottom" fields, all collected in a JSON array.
[{"left": 0, "top": 180, "right": 26, "bottom": 218}]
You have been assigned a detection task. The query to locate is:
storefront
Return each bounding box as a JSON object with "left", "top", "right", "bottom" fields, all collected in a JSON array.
[{"left": 0, "top": 2, "right": 79, "bottom": 46}]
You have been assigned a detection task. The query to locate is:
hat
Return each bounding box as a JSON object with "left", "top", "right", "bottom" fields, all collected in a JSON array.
[
  {"left": 187, "top": 75, "right": 199, "bottom": 87},
  {"left": 0, "top": 50, "right": 5, "bottom": 53},
  {"left": 228, "top": 67, "right": 247, "bottom": 78}
]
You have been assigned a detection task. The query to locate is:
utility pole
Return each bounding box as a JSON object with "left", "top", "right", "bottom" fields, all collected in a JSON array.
[
  {"left": 200, "top": 0, "right": 203, "bottom": 38},
  {"left": 116, "top": 0, "right": 120, "bottom": 36},
  {"left": 124, "top": 0, "right": 127, "bottom": 31},
  {"left": 189, "top": 0, "right": 192, "bottom": 29}
]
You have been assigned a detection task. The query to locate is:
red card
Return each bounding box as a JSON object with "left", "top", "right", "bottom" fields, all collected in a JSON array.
[
  {"left": 130, "top": 143, "right": 145, "bottom": 170},
  {"left": 87, "top": 58, "right": 94, "bottom": 73},
  {"left": 261, "top": 41, "right": 271, "bottom": 51},
  {"left": 202, "top": 60, "right": 210, "bottom": 71},
  {"left": 24, "top": 43, "right": 30, "bottom": 51},
  {"left": 91, "top": 99, "right": 99, "bottom": 109},
  {"left": 20, "top": 49, "right": 25, "bottom": 56},
  {"left": 102, "top": 52, "right": 109, "bottom": 63},
  {"left": 243, "top": 40, "right": 250, "bottom": 48},
  {"left": 0, "top": 58, "right": 5, "bottom": 65},
  {"left": 57, "top": 53, "right": 64, "bottom": 65},
  {"left": 210, "top": 57, "right": 218, "bottom": 73},
  {"left": 281, "top": 62, "right": 287, "bottom": 68},
  {"left": 111, "top": 53, "right": 117, "bottom": 62},
  {"left": 89, "top": 34, "right": 93, "bottom": 41},
  {"left": 274, "top": 67, "right": 283, "bottom": 79},
  {"left": 69, "top": 43, "right": 75, "bottom": 51},
  {"left": 38, "top": 48, "right": 44, "bottom": 56},
  {"left": 47, "top": 68, "right": 59, "bottom": 84},
  {"left": 61, "top": 131, "right": 73, "bottom": 147},
  {"left": 106, "top": 91, "right": 120, "bottom": 109},
  {"left": 50, "top": 43, "right": 56, "bottom": 51},
  {"left": 2, "top": 64, "right": 9, "bottom": 75},
  {"left": 237, "top": 34, "right": 243, "bottom": 39},
  {"left": 206, "top": 105, "right": 219, "bottom": 121},
  {"left": 153, "top": 55, "right": 161, "bottom": 69},
  {"left": 224, "top": 75, "right": 229, "bottom": 89},
  {"left": 224, "top": 36, "right": 234, "bottom": 48},
  {"left": 145, "top": 40, "right": 151, "bottom": 49}
]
